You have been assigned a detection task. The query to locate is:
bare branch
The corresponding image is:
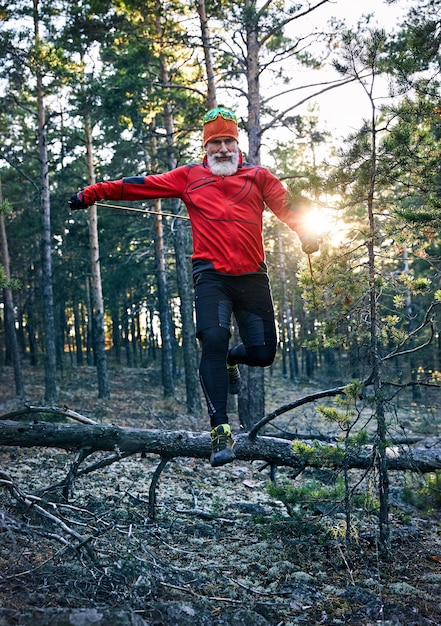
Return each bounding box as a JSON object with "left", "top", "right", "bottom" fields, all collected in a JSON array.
[
  {"left": 381, "top": 302, "right": 439, "bottom": 363},
  {"left": 249, "top": 383, "right": 352, "bottom": 438},
  {"left": 148, "top": 456, "right": 171, "bottom": 520},
  {"left": 0, "top": 470, "right": 95, "bottom": 558},
  {"left": 0, "top": 405, "right": 98, "bottom": 425},
  {"left": 257, "top": 0, "right": 332, "bottom": 48}
]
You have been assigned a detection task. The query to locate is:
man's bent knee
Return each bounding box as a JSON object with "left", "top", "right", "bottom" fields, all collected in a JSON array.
[
  {"left": 198, "top": 326, "right": 230, "bottom": 355},
  {"left": 247, "top": 344, "right": 276, "bottom": 367}
]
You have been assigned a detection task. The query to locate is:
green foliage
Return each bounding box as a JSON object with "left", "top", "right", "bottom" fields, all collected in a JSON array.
[
  {"left": 351, "top": 429, "right": 370, "bottom": 446},
  {"left": 0, "top": 264, "right": 21, "bottom": 290},
  {"left": 272, "top": 477, "right": 345, "bottom": 503},
  {"left": 292, "top": 440, "right": 346, "bottom": 467},
  {"left": 254, "top": 512, "right": 321, "bottom": 538},
  {"left": 317, "top": 404, "right": 349, "bottom": 426},
  {"left": 352, "top": 489, "right": 380, "bottom": 513},
  {"left": 0, "top": 200, "right": 13, "bottom": 215},
  {"left": 386, "top": 0, "right": 441, "bottom": 75},
  {"left": 403, "top": 472, "right": 441, "bottom": 511},
  {"left": 291, "top": 440, "right": 317, "bottom": 461},
  {"left": 297, "top": 245, "right": 367, "bottom": 324},
  {"left": 344, "top": 380, "right": 363, "bottom": 399},
  {"left": 382, "top": 95, "right": 441, "bottom": 229},
  {"left": 268, "top": 477, "right": 346, "bottom": 511},
  {"left": 317, "top": 381, "right": 362, "bottom": 426},
  {"left": 0, "top": 264, "right": 8, "bottom": 289}
]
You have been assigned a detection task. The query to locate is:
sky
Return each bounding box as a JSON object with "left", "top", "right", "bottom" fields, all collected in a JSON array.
[
  {"left": 293, "top": 0, "right": 410, "bottom": 138},
  {"left": 254, "top": 0, "right": 409, "bottom": 165}
]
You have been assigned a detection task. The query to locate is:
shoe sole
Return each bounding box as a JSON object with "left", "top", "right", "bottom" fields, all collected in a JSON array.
[{"left": 210, "top": 448, "right": 236, "bottom": 467}]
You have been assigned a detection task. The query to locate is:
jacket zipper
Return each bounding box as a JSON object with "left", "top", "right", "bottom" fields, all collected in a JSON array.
[{"left": 222, "top": 176, "right": 242, "bottom": 273}]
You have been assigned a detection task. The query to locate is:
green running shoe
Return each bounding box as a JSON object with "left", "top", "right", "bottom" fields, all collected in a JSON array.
[{"left": 210, "top": 423, "right": 236, "bottom": 467}]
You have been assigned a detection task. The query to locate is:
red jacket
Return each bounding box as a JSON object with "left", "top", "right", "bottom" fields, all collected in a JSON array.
[{"left": 82, "top": 158, "right": 308, "bottom": 276}]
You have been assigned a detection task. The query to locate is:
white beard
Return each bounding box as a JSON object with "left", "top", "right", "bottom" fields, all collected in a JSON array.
[{"left": 207, "top": 151, "right": 239, "bottom": 176}]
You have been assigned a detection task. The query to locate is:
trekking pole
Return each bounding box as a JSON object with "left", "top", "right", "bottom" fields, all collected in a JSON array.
[
  {"left": 94, "top": 201, "right": 190, "bottom": 220},
  {"left": 307, "top": 253, "right": 318, "bottom": 310}
]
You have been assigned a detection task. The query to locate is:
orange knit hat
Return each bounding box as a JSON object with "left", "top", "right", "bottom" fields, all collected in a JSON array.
[{"left": 203, "top": 107, "right": 239, "bottom": 146}]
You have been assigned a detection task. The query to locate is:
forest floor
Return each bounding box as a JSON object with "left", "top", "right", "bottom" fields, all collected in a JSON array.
[{"left": 0, "top": 361, "right": 441, "bottom": 625}]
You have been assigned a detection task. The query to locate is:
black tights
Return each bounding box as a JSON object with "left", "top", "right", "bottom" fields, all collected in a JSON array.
[{"left": 198, "top": 326, "right": 276, "bottom": 427}]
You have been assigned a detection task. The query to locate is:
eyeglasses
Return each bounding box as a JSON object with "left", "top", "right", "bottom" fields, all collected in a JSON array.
[{"left": 203, "top": 108, "right": 237, "bottom": 124}]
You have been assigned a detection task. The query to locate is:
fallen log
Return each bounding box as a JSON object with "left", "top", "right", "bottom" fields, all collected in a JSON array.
[{"left": 0, "top": 420, "right": 440, "bottom": 473}]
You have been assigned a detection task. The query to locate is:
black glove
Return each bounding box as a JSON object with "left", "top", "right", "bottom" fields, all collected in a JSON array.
[
  {"left": 300, "top": 235, "right": 319, "bottom": 255},
  {"left": 68, "top": 191, "right": 88, "bottom": 211}
]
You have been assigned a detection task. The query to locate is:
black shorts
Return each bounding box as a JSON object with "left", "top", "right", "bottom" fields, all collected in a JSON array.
[{"left": 194, "top": 272, "right": 277, "bottom": 347}]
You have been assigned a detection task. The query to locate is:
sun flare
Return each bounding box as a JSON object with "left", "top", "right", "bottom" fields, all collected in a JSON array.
[{"left": 303, "top": 204, "right": 347, "bottom": 248}]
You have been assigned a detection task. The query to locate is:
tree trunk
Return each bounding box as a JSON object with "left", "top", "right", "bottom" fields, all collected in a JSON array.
[
  {"left": 25, "top": 274, "right": 39, "bottom": 366},
  {"left": 278, "top": 235, "right": 297, "bottom": 381},
  {"left": 72, "top": 300, "right": 83, "bottom": 366},
  {"left": 85, "top": 277, "right": 93, "bottom": 366},
  {"left": 196, "top": 0, "right": 217, "bottom": 108},
  {"left": 34, "top": 0, "right": 57, "bottom": 403},
  {"left": 153, "top": 200, "right": 175, "bottom": 398},
  {"left": 366, "top": 87, "right": 390, "bottom": 558},
  {"left": 403, "top": 248, "right": 422, "bottom": 401},
  {"left": 84, "top": 113, "right": 109, "bottom": 399},
  {"left": 171, "top": 215, "right": 202, "bottom": 414},
  {"left": 122, "top": 302, "right": 133, "bottom": 368},
  {"left": 232, "top": 0, "right": 267, "bottom": 429},
  {"left": 158, "top": 49, "right": 202, "bottom": 413},
  {"left": 238, "top": 366, "right": 265, "bottom": 431},
  {"left": 0, "top": 184, "right": 24, "bottom": 397},
  {"left": 245, "top": 0, "right": 262, "bottom": 165}
]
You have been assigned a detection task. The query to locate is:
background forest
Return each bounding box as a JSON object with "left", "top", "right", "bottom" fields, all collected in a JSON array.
[
  {"left": 1, "top": 1, "right": 441, "bottom": 624},
  {"left": 1, "top": 0, "right": 440, "bottom": 410}
]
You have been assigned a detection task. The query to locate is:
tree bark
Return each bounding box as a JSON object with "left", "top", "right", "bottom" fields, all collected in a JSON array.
[
  {"left": 278, "top": 234, "right": 297, "bottom": 381},
  {"left": 245, "top": 0, "right": 262, "bottom": 165},
  {"left": 0, "top": 183, "right": 24, "bottom": 397},
  {"left": 158, "top": 50, "right": 201, "bottom": 413},
  {"left": 171, "top": 215, "right": 202, "bottom": 414},
  {"left": 153, "top": 200, "right": 175, "bottom": 398},
  {"left": 234, "top": 0, "right": 266, "bottom": 428},
  {"left": 0, "top": 420, "right": 439, "bottom": 472},
  {"left": 196, "top": 0, "right": 217, "bottom": 108},
  {"left": 34, "top": 0, "right": 57, "bottom": 403},
  {"left": 237, "top": 366, "right": 265, "bottom": 431},
  {"left": 365, "top": 63, "right": 390, "bottom": 558},
  {"left": 84, "top": 113, "right": 110, "bottom": 399},
  {"left": 72, "top": 300, "right": 84, "bottom": 366}
]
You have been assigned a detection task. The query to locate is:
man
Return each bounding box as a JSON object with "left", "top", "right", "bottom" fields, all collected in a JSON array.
[{"left": 69, "top": 107, "right": 319, "bottom": 467}]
